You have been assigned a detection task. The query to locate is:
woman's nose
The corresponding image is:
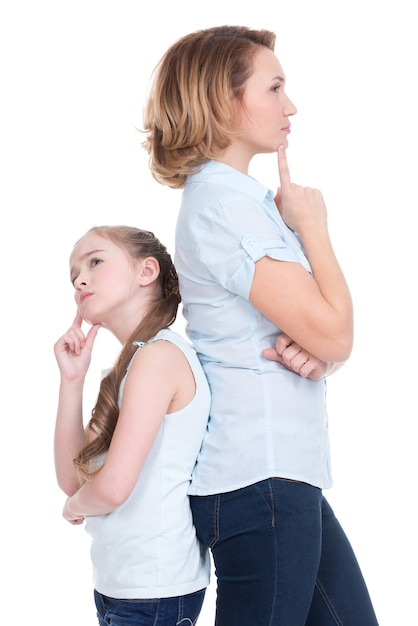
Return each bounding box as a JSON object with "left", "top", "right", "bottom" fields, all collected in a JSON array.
[{"left": 285, "top": 94, "right": 297, "bottom": 116}]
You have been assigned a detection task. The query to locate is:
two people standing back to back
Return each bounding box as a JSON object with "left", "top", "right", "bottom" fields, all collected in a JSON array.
[{"left": 54, "top": 24, "right": 379, "bottom": 626}]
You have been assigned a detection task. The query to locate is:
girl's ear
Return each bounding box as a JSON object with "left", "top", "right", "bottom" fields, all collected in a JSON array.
[{"left": 138, "top": 257, "right": 160, "bottom": 286}]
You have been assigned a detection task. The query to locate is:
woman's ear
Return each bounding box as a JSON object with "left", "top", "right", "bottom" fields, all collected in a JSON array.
[{"left": 137, "top": 257, "right": 160, "bottom": 286}]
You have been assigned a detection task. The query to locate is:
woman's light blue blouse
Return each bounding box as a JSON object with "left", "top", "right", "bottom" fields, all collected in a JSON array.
[{"left": 175, "top": 160, "right": 332, "bottom": 495}]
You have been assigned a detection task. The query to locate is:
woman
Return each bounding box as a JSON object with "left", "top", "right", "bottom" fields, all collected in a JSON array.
[{"left": 143, "top": 25, "right": 379, "bottom": 626}]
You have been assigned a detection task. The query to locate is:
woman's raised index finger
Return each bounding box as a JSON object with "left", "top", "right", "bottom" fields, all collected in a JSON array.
[{"left": 277, "top": 145, "right": 291, "bottom": 187}]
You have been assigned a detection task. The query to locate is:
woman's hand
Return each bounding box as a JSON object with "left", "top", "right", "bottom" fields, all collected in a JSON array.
[
  {"left": 262, "top": 334, "right": 344, "bottom": 380},
  {"left": 274, "top": 145, "right": 328, "bottom": 235}
]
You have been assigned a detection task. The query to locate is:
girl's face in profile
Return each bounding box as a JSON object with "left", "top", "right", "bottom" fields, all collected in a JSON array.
[
  {"left": 233, "top": 47, "right": 297, "bottom": 158},
  {"left": 70, "top": 233, "right": 139, "bottom": 328}
]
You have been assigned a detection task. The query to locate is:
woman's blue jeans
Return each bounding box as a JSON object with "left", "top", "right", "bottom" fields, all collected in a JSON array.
[
  {"left": 94, "top": 588, "right": 205, "bottom": 626},
  {"left": 191, "top": 478, "right": 379, "bottom": 625}
]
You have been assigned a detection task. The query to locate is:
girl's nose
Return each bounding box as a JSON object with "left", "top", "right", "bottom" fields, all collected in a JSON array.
[{"left": 74, "top": 275, "right": 87, "bottom": 289}]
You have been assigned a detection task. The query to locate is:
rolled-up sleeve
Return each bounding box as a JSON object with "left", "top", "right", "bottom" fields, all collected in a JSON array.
[{"left": 196, "top": 193, "right": 310, "bottom": 300}]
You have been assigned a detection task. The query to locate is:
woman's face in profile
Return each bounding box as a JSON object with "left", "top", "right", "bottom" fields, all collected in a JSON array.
[{"left": 232, "top": 47, "right": 297, "bottom": 157}]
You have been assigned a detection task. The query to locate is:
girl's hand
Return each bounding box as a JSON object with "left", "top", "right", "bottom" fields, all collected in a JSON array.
[
  {"left": 262, "top": 333, "right": 334, "bottom": 380},
  {"left": 63, "top": 496, "right": 84, "bottom": 525},
  {"left": 274, "top": 145, "right": 328, "bottom": 235},
  {"left": 54, "top": 311, "right": 100, "bottom": 381}
]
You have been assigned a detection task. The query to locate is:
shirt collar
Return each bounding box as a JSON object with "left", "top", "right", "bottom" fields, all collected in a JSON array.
[{"left": 187, "top": 160, "right": 272, "bottom": 205}]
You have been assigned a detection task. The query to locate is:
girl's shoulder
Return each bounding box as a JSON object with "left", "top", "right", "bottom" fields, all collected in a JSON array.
[
  {"left": 133, "top": 328, "right": 189, "bottom": 352},
  {"left": 129, "top": 329, "right": 192, "bottom": 370}
]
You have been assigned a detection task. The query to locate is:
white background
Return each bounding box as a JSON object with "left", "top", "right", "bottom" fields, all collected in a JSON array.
[{"left": 1, "top": 1, "right": 416, "bottom": 624}]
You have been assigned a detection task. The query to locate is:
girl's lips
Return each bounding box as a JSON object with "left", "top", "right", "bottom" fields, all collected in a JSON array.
[{"left": 80, "top": 292, "right": 93, "bottom": 304}]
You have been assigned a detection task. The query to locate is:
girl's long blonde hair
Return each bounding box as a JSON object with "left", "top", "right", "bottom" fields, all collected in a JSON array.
[
  {"left": 73, "top": 225, "right": 181, "bottom": 483},
  {"left": 142, "top": 25, "right": 275, "bottom": 189}
]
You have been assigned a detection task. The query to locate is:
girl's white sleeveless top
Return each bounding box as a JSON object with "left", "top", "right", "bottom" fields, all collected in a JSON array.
[{"left": 84, "top": 329, "right": 211, "bottom": 599}]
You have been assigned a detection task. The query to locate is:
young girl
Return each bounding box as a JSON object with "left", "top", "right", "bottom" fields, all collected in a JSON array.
[
  {"left": 143, "top": 25, "right": 379, "bottom": 626},
  {"left": 53, "top": 225, "right": 210, "bottom": 626}
]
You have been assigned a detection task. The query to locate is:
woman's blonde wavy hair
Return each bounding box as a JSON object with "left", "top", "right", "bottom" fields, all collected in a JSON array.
[
  {"left": 73, "top": 225, "right": 181, "bottom": 483},
  {"left": 142, "top": 25, "right": 275, "bottom": 189}
]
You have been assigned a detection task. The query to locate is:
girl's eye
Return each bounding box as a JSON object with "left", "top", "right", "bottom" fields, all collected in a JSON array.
[
  {"left": 272, "top": 84, "right": 281, "bottom": 93},
  {"left": 90, "top": 257, "right": 102, "bottom": 268}
]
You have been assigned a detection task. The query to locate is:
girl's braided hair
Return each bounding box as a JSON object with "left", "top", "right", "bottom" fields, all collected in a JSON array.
[{"left": 73, "top": 225, "right": 181, "bottom": 482}]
